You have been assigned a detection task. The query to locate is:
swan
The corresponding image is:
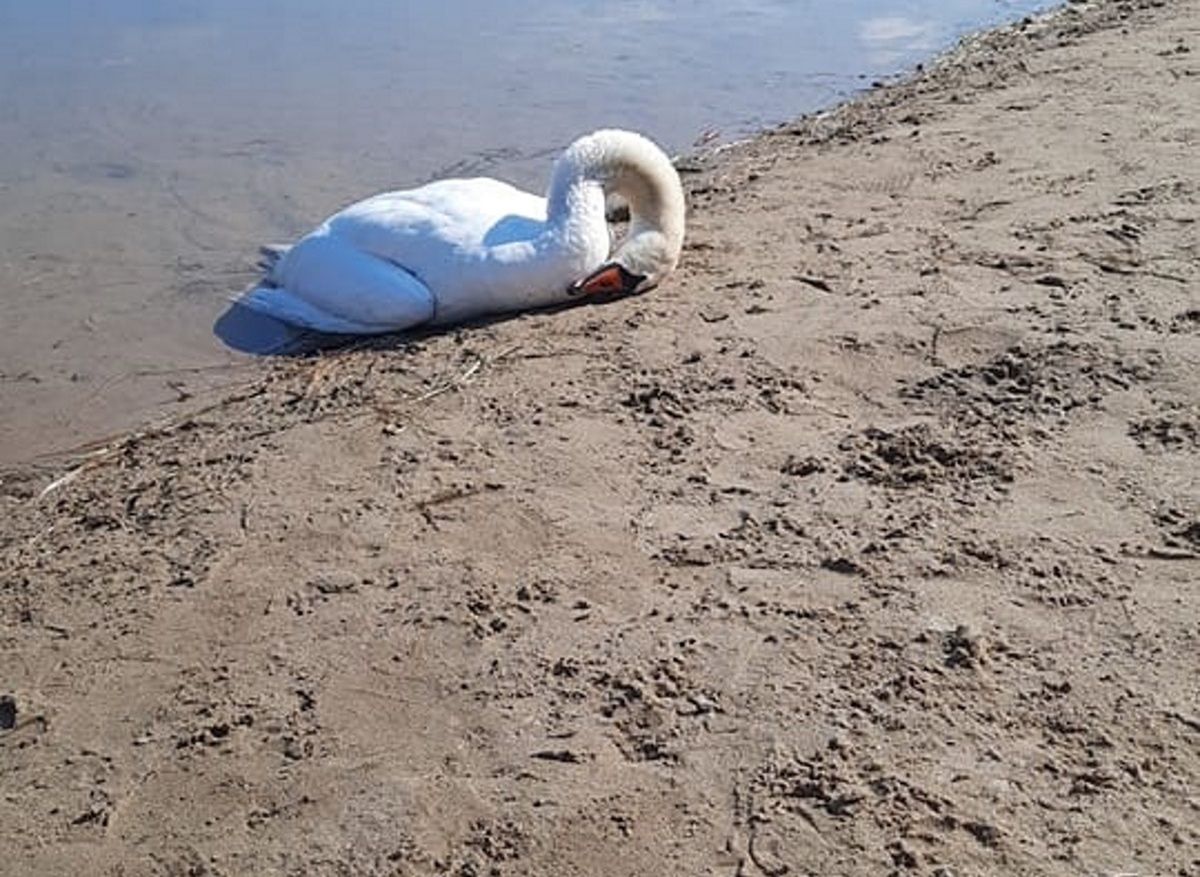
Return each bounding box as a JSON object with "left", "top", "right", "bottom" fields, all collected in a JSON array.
[{"left": 239, "top": 129, "right": 686, "bottom": 334}]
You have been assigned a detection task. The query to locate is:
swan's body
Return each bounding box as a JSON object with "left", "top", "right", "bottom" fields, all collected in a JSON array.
[{"left": 240, "top": 129, "right": 685, "bottom": 334}]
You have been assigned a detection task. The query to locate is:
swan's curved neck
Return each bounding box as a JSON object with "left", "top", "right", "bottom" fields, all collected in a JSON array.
[
  {"left": 545, "top": 164, "right": 606, "bottom": 237},
  {"left": 545, "top": 130, "right": 685, "bottom": 264}
]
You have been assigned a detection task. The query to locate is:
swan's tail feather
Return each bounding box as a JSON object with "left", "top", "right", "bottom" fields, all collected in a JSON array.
[
  {"left": 257, "top": 244, "right": 292, "bottom": 277},
  {"left": 239, "top": 285, "right": 391, "bottom": 335}
]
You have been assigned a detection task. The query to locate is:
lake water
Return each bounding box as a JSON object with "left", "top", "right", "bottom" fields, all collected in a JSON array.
[{"left": 0, "top": 0, "right": 1050, "bottom": 464}]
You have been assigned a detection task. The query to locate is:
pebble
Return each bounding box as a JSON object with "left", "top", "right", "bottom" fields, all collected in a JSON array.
[{"left": 0, "top": 695, "right": 16, "bottom": 730}]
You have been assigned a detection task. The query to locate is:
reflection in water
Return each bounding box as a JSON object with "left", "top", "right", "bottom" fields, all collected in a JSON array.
[
  {"left": 860, "top": 17, "right": 943, "bottom": 65},
  {"left": 0, "top": 0, "right": 1050, "bottom": 462}
]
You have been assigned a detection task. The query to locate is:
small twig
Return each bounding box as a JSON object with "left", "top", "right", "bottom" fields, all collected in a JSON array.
[
  {"left": 530, "top": 749, "right": 587, "bottom": 764},
  {"left": 958, "top": 199, "right": 1013, "bottom": 220},
  {"left": 0, "top": 714, "right": 48, "bottom": 742},
  {"left": 30, "top": 386, "right": 267, "bottom": 501},
  {"left": 415, "top": 358, "right": 483, "bottom": 402},
  {"left": 37, "top": 465, "right": 89, "bottom": 500},
  {"left": 929, "top": 324, "right": 943, "bottom": 366},
  {"left": 1122, "top": 546, "right": 1198, "bottom": 561},
  {"left": 490, "top": 344, "right": 524, "bottom": 362},
  {"left": 1037, "top": 510, "right": 1085, "bottom": 523},
  {"left": 414, "top": 485, "right": 482, "bottom": 513},
  {"left": 1163, "top": 710, "right": 1200, "bottom": 733},
  {"left": 1079, "top": 253, "right": 1189, "bottom": 284},
  {"left": 791, "top": 399, "right": 852, "bottom": 420},
  {"left": 794, "top": 274, "right": 832, "bottom": 293},
  {"left": 1146, "top": 547, "right": 1197, "bottom": 561}
]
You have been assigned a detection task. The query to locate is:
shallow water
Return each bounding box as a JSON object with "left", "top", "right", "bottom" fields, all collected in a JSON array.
[{"left": 0, "top": 0, "right": 1050, "bottom": 463}]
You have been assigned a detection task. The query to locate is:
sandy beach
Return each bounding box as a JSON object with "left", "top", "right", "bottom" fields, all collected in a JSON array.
[{"left": 2, "top": 1, "right": 1197, "bottom": 874}]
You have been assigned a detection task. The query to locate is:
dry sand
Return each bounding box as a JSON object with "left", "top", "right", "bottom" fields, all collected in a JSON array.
[{"left": 1, "top": 1, "right": 1198, "bottom": 874}]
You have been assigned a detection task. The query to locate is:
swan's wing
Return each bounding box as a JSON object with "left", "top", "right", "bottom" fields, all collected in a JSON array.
[
  {"left": 254, "top": 177, "right": 559, "bottom": 333},
  {"left": 238, "top": 286, "right": 402, "bottom": 335},
  {"left": 249, "top": 234, "right": 436, "bottom": 334},
  {"left": 325, "top": 178, "right": 549, "bottom": 282}
]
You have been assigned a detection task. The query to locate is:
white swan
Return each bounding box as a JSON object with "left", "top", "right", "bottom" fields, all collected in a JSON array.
[{"left": 239, "top": 129, "right": 686, "bottom": 334}]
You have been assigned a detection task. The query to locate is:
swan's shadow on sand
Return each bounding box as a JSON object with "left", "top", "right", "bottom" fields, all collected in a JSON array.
[
  {"left": 213, "top": 286, "right": 640, "bottom": 357},
  {"left": 213, "top": 303, "right": 318, "bottom": 355}
]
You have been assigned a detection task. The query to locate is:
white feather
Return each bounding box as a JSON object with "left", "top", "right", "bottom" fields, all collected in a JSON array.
[{"left": 238, "top": 129, "right": 685, "bottom": 335}]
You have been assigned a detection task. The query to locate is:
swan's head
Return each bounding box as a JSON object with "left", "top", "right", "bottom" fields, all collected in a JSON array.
[
  {"left": 570, "top": 228, "right": 678, "bottom": 297},
  {"left": 565, "top": 129, "right": 686, "bottom": 298}
]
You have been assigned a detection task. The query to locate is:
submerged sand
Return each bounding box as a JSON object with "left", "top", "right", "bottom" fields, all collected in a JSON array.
[{"left": 1, "top": 1, "right": 1197, "bottom": 874}]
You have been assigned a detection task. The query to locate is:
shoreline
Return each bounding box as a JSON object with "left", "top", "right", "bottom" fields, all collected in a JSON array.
[
  {"left": 0, "top": 0, "right": 1083, "bottom": 472},
  {"left": 3, "top": 1, "right": 1198, "bottom": 875},
  {"left": 0, "top": 1, "right": 1058, "bottom": 471}
]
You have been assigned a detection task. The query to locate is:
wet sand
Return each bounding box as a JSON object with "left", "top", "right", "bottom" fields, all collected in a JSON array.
[{"left": 1, "top": 1, "right": 1198, "bottom": 874}]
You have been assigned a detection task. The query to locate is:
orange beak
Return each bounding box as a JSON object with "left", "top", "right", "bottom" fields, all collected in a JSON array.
[{"left": 569, "top": 263, "right": 646, "bottom": 298}]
